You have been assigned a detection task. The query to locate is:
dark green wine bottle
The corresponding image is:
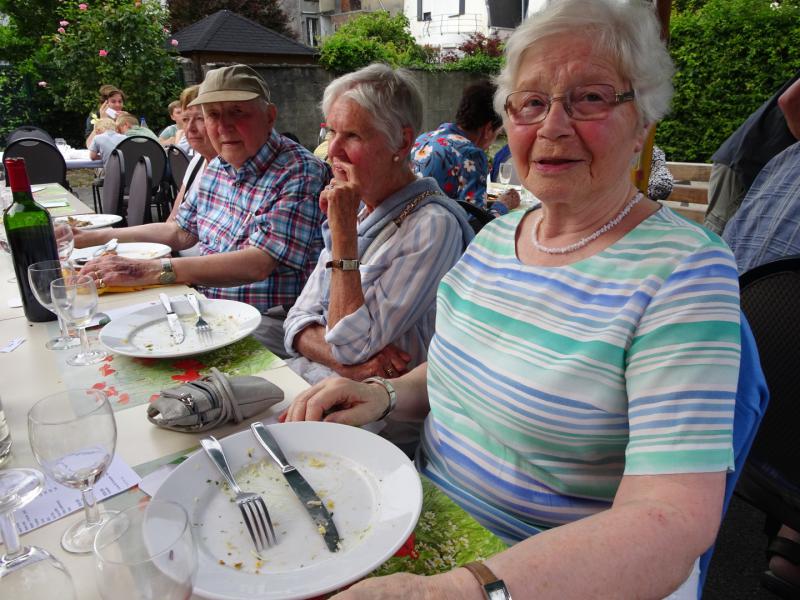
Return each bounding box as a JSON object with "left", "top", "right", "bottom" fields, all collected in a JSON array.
[{"left": 3, "top": 157, "right": 59, "bottom": 322}]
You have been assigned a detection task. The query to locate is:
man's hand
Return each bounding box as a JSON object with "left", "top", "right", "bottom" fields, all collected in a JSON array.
[
  {"left": 496, "top": 188, "right": 521, "bottom": 210},
  {"left": 80, "top": 255, "right": 161, "bottom": 287},
  {"left": 334, "top": 344, "right": 411, "bottom": 380}
]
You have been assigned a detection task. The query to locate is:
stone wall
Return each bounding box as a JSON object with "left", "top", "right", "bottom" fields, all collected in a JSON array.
[{"left": 189, "top": 64, "right": 491, "bottom": 150}]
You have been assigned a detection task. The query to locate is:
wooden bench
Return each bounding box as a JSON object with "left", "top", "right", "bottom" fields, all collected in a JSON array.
[{"left": 663, "top": 162, "right": 712, "bottom": 224}]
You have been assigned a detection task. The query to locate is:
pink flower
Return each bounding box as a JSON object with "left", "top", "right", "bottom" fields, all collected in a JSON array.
[
  {"left": 38, "top": 81, "right": 48, "bottom": 88},
  {"left": 98, "top": 49, "right": 108, "bottom": 57},
  {"left": 170, "top": 39, "right": 178, "bottom": 46},
  {"left": 79, "top": 3, "right": 88, "bottom": 10},
  {"left": 58, "top": 27, "right": 66, "bottom": 34},
  {"left": 59, "top": 20, "right": 69, "bottom": 26}
]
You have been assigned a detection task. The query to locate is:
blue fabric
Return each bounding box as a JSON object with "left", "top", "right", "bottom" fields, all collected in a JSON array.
[{"left": 697, "top": 314, "right": 769, "bottom": 597}]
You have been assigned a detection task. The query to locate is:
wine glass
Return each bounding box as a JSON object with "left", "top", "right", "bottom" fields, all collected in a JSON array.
[
  {"left": 28, "top": 388, "right": 118, "bottom": 554},
  {"left": 53, "top": 218, "right": 75, "bottom": 263},
  {"left": 0, "top": 468, "right": 77, "bottom": 598},
  {"left": 498, "top": 162, "right": 514, "bottom": 186},
  {"left": 50, "top": 274, "right": 107, "bottom": 366},
  {"left": 28, "top": 260, "right": 81, "bottom": 350},
  {"left": 94, "top": 501, "right": 197, "bottom": 600}
]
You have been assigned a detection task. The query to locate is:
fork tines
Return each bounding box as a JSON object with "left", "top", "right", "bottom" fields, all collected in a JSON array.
[{"left": 239, "top": 496, "right": 277, "bottom": 551}]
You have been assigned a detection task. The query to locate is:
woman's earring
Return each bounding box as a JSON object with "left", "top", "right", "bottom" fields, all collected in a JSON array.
[{"left": 392, "top": 154, "right": 400, "bottom": 162}]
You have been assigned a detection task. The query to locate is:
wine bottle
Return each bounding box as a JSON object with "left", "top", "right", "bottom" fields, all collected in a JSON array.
[{"left": 3, "top": 157, "right": 59, "bottom": 322}]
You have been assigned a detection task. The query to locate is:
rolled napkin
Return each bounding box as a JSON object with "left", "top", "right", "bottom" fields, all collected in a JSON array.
[{"left": 147, "top": 367, "right": 284, "bottom": 432}]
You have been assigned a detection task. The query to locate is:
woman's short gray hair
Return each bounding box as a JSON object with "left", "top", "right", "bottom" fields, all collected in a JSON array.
[
  {"left": 321, "top": 63, "right": 424, "bottom": 151},
  {"left": 494, "top": 0, "right": 674, "bottom": 126}
]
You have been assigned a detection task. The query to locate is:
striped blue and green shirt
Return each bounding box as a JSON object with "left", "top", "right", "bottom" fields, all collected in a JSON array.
[{"left": 421, "top": 207, "right": 740, "bottom": 544}]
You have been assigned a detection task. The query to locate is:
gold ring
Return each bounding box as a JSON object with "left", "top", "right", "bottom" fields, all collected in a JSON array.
[
  {"left": 385, "top": 367, "right": 396, "bottom": 377},
  {"left": 97, "top": 277, "right": 105, "bottom": 288}
]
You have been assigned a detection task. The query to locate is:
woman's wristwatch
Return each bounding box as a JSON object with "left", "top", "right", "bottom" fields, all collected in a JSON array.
[{"left": 463, "top": 561, "right": 513, "bottom": 600}]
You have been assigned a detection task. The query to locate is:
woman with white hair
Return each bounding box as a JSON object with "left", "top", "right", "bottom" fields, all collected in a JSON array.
[
  {"left": 283, "top": 1, "right": 751, "bottom": 598},
  {"left": 282, "top": 63, "right": 474, "bottom": 450}
]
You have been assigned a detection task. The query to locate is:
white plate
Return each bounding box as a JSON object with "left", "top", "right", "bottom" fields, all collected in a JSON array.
[
  {"left": 152, "top": 422, "right": 422, "bottom": 600},
  {"left": 67, "top": 213, "right": 123, "bottom": 229},
  {"left": 71, "top": 241, "right": 172, "bottom": 262},
  {"left": 99, "top": 296, "right": 261, "bottom": 358}
]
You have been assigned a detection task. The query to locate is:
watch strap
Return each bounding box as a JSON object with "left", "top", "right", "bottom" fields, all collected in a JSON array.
[
  {"left": 325, "top": 259, "right": 360, "bottom": 271},
  {"left": 463, "top": 561, "right": 512, "bottom": 600},
  {"left": 362, "top": 376, "right": 397, "bottom": 421}
]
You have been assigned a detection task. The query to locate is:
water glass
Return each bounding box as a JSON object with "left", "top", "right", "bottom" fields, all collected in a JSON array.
[
  {"left": 0, "top": 395, "right": 11, "bottom": 465},
  {"left": 498, "top": 162, "right": 514, "bottom": 185},
  {"left": 94, "top": 500, "right": 196, "bottom": 600},
  {"left": 27, "top": 260, "right": 80, "bottom": 350},
  {"left": 28, "top": 388, "right": 118, "bottom": 553},
  {"left": 50, "top": 274, "right": 107, "bottom": 366},
  {"left": 53, "top": 219, "right": 75, "bottom": 262}
]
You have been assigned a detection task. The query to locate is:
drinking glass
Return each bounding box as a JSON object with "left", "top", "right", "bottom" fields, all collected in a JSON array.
[
  {"left": 54, "top": 218, "right": 75, "bottom": 262},
  {"left": 28, "top": 260, "right": 81, "bottom": 350},
  {"left": 498, "top": 162, "right": 513, "bottom": 186},
  {"left": 28, "top": 388, "right": 118, "bottom": 554},
  {"left": 94, "top": 500, "right": 197, "bottom": 600},
  {"left": 50, "top": 274, "right": 107, "bottom": 366},
  {"left": 0, "top": 468, "right": 77, "bottom": 598}
]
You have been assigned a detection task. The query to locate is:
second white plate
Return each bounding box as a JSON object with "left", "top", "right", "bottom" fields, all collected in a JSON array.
[
  {"left": 71, "top": 241, "right": 172, "bottom": 262},
  {"left": 68, "top": 213, "right": 123, "bottom": 229}
]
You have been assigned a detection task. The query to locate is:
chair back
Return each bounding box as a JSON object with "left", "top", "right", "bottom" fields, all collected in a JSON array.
[
  {"left": 101, "top": 150, "right": 125, "bottom": 219},
  {"left": 115, "top": 136, "right": 166, "bottom": 193},
  {"left": 457, "top": 200, "right": 495, "bottom": 235},
  {"left": 3, "top": 138, "right": 67, "bottom": 186},
  {"left": 698, "top": 314, "right": 769, "bottom": 596},
  {"left": 167, "top": 144, "right": 190, "bottom": 191},
  {"left": 7, "top": 125, "right": 56, "bottom": 146},
  {"left": 126, "top": 156, "right": 152, "bottom": 227},
  {"left": 734, "top": 256, "right": 800, "bottom": 532}
]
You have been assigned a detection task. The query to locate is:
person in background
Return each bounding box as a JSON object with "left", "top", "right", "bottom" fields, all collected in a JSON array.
[
  {"left": 85, "top": 84, "right": 125, "bottom": 139},
  {"left": 705, "top": 70, "right": 800, "bottom": 234},
  {"left": 281, "top": 64, "right": 474, "bottom": 452},
  {"left": 114, "top": 112, "right": 160, "bottom": 142},
  {"left": 159, "top": 100, "right": 183, "bottom": 146},
  {"left": 74, "top": 65, "right": 330, "bottom": 342},
  {"left": 412, "top": 80, "right": 519, "bottom": 216},
  {"left": 282, "top": 1, "right": 754, "bottom": 598},
  {"left": 87, "top": 117, "right": 126, "bottom": 166}
]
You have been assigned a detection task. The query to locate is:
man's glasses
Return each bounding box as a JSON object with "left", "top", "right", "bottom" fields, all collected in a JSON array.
[{"left": 504, "top": 84, "right": 635, "bottom": 125}]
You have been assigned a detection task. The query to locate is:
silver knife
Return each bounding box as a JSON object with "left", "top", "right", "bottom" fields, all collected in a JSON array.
[
  {"left": 159, "top": 293, "right": 185, "bottom": 344},
  {"left": 250, "top": 422, "right": 341, "bottom": 552}
]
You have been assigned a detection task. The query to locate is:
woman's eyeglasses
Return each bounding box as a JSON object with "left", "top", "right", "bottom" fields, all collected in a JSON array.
[{"left": 504, "top": 84, "right": 635, "bottom": 125}]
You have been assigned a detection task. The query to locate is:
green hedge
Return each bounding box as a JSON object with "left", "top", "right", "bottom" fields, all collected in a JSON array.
[{"left": 658, "top": 0, "right": 800, "bottom": 162}]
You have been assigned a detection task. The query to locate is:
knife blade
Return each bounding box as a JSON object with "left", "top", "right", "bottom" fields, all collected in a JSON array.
[
  {"left": 250, "top": 421, "right": 341, "bottom": 552},
  {"left": 159, "top": 293, "right": 185, "bottom": 344}
]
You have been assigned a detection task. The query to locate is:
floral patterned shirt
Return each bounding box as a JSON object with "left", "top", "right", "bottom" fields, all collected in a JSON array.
[{"left": 412, "top": 123, "right": 499, "bottom": 213}]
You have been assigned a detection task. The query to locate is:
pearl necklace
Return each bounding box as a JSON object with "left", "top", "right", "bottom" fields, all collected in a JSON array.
[{"left": 532, "top": 192, "right": 644, "bottom": 255}]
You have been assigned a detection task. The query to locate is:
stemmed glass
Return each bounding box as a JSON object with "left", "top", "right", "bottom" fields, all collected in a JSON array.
[
  {"left": 50, "top": 274, "right": 107, "bottom": 366},
  {"left": 498, "top": 162, "right": 513, "bottom": 186},
  {"left": 53, "top": 219, "right": 75, "bottom": 262},
  {"left": 28, "top": 388, "right": 118, "bottom": 554},
  {"left": 28, "top": 260, "right": 80, "bottom": 350},
  {"left": 94, "top": 501, "right": 197, "bottom": 600},
  {"left": 0, "top": 468, "right": 77, "bottom": 597}
]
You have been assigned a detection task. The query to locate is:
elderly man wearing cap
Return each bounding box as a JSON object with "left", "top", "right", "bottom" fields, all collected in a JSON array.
[{"left": 75, "top": 65, "right": 331, "bottom": 342}]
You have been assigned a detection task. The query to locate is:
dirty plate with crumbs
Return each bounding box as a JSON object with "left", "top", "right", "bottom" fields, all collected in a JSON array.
[
  {"left": 99, "top": 297, "right": 261, "bottom": 358},
  {"left": 152, "top": 421, "right": 422, "bottom": 600}
]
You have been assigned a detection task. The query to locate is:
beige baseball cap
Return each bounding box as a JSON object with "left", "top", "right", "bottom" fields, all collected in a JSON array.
[{"left": 189, "top": 64, "right": 270, "bottom": 106}]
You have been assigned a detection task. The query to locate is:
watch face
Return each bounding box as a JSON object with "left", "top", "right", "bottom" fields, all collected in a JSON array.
[
  {"left": 486, "top": 580, "right": 511, "bottom": 600},
  {"left": 158, "top": 271, "right": 177, "bottom": 285}
]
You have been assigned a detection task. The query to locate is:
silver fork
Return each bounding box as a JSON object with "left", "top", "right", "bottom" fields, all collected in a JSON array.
[
  {"left": 200, "top": 436, "right": 277, "bottom": 552},
  {"left": 186, "top": 293, "right": 213, "bottom": 343}
]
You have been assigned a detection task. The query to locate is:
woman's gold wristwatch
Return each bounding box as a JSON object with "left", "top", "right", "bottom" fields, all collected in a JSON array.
[{"left": 463, "top": 561, "right": 513, "bottom": 600}]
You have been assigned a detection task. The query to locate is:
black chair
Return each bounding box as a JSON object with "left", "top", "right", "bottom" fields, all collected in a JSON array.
[
  {"left": 3, "top": 137, "right": 68, "bottom": 187},
  {"left": 114, "top": 136, "right": 168, "bottom": 220},
  {"left": 457, "top": 200, "right": 495, "bottom": 234},
  {"left": 736, "top": 256, "right": 800, "bottom": 597},
  {"left": 101, "top": 150, "right": 125, "bottom": 221},
  {"left": 7, "top": 125, "right": 56, "bottom": 146},
  {"left": 167, "top": 144, "right": 190, "bottom": 197},
  {"left": 126, "top": 156, "right": 152, "bottom": 227}
]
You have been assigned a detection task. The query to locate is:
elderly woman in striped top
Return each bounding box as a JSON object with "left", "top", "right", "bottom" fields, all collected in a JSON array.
[
  {"left": 281, "top": 64, "right": 473, "bottom": 450},
  {"left": 284, "top": 1, "right": 751, "bottom": 598}
]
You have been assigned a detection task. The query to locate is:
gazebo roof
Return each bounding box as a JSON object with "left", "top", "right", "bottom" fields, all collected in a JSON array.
[{"left": 172, "top": 10, "right": 317, "bottom": 56}]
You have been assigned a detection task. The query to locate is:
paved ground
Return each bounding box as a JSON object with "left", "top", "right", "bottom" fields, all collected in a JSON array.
[{"left": 65, "top": 167, "right": 780, "bottom": 600}]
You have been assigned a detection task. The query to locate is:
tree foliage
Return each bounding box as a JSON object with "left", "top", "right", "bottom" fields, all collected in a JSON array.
[
  {"left": 166, "top": 0, "right": 295, "bottom": 39},
  {"left": 658, "top": 0, "right": 800, "bottom": 162}
]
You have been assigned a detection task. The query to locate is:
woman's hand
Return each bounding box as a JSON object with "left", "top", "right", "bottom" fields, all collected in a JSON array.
[
  {"left": 80, "top": 255, "right": 161, "bottom": 288},
  {"left": 281, "top": 376, "right": 391, "bottom": 426},
  {"left": 322, "top": 161, "right": 362, "bottom": 232},
  {"left": 98, "top": 100, "right": 110, "bottom": 119}
]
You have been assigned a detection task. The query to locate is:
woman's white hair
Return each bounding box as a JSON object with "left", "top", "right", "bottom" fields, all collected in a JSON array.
[
  {"left": 321, "top": 63, "right": 424, "bottom": 151},
  {"left": 494, "top": 0, "right": 675, "bottom": 126}
]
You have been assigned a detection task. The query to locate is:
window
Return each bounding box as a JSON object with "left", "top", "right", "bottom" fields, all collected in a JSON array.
[
  {"left": 306, "top": 18, "right": 319, "bottom": 46},
  {"left": 423, "top": 12, "right": 431, "bottom": 21}
]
